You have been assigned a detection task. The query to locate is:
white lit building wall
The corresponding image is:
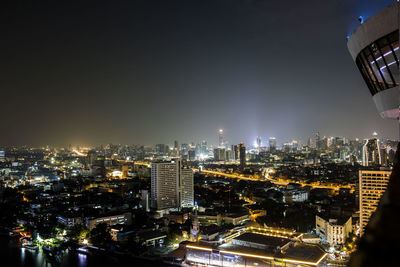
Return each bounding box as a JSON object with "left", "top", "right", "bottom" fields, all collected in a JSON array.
[{"left": 359, "top": 170, "right": 390, "bottom": 235}]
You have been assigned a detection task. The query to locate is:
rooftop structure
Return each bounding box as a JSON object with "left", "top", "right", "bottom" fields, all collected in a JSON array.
[
  {"left": 183, "top": 232, "right": 327, "bottom": 266},
  {"left": 347, "top": 2, "right": 400, "bottom": 120}
]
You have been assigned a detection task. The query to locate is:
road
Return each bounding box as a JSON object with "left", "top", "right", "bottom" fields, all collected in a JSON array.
[{"left": 117, "top": 159, "right": 355, "bottom": 192}]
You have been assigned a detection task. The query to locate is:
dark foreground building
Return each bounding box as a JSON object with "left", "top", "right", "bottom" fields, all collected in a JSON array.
[{"left": 347, "top": 2, "right": 400, "bottom": 266}]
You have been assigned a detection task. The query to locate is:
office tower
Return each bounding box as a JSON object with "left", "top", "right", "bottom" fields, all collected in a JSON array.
[
  {"left": 188, "top": 150, "right": 196, "bottom": 161},
  {"left": 362, "top": 134, "right": 381, "bottom": 166},
  {"left": 359, "top": 170, "right": 391, "bottom": 235},
  {"left": 239, "top": 143, "right": 246, "bottom": 170},
  {"left": 213, "top": 148, "right": 226, "bottom": 161},
  {"left": 174, "top": 140, "right": 179, "bottom": 156},
  {"left": 218, "top": 129, "right": 224, "bottom": 147},
  {"left": 87, "top": 150, "right": 98, "bottom": 166},
  {"left": 201, "top": 140, "right": 207, "bottom": 155},
  {"left": 194, "top": 144, "right": 201, "bottom": 158},
  {"left": 307, "top": 137, "right": 313, "bottom": 148},
  {"left": 179, "top": 167, "right": 194, "bottom": 208},
  {"left": 0, "top": 151, "right": 5, "bottom": 162},
  {"left": 291, "top": 140, "right": 298, "bottom": 151},
  {"left": 181, "top": 143, "right": 189, "bottom": 156},
  {"left": 151, "top": 160, "right": 194, "bottom": 210},
  {"left": 269, "top": 137, "right": 276, "bottom": 152},
  {"left": 327, "top": 137, "right": 334, "bottom": 148},
  {"left": 141, "top": 190, "right": 150, "bottom": 212},
  {"left": 225, "top": 149, "right": 234, "bottom": 161},
  {"left": 155, "top": 144, "right": 169, "bottom": 155},
  {"left": 380, "top": 148, "right": 389, "bottom": 167},
  {"left": 256, "top": 136, "right": 261, "bottom": 148},
  {"left": 320, "top": 136, "right": 328, "bottom": 150},
  {"left": 315, "top": 132, "right": 321, "bottom": 150}
]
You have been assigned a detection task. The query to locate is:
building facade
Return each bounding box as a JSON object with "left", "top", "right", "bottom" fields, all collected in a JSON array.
[
  {"left": 86, "top": 212, "right": 132, "bottom": 231},
  {"left": 213, "top": 148, "right": 226, "bottom": 161},
  {"left": 151, "top": 160, "right": 194, "bottom": 210},
  {"left": 179, "top": 167, "right": 194, "bottom": 208},
  {"left": 316, "top": 214, "right": 352, "bottom": 246},
  {"left": 359, "top": 169, "right": 391, "bottom": 235},
  {"left": 269, "top": 137, "right": 276, "bottom": 152},
  {"left": 239, "top": 143, "right": 246, "bottom": 170},
  {"left": 362, "top": 136, "right": 381, "bottom": 166}
]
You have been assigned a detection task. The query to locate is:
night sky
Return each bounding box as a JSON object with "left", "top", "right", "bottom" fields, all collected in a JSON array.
[{"left": 1, "top": 0, "right": 397, "bottom": 146}]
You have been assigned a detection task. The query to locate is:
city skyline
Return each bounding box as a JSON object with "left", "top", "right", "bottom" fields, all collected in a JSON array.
[
  {"left": 1, "top": 0, "right": 397, "bottom": 146},
  {"left": 1, "top": 1, "right": 399, "bottom": 266}
]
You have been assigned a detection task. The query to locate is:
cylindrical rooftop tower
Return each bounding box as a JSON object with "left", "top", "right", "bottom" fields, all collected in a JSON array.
[{"left": 347, "top": 2, "right": 400, "bottom": 120}]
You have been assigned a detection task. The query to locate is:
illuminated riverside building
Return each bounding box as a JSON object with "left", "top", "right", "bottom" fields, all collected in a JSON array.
[
  {"left": 85, "top": 212, "right": 132, "bottom": 231},
  {"left": 151, "top": 160, "right": 194, "bottom": 210},
  {"left": 184, "top": 232, "right": 327, "bottom": 267},
  {"left": 347, "top": 2, "right": 400, "bottom": 120},
  {"left": 359, "top": 170, "right": 391, "bottom": 235}
]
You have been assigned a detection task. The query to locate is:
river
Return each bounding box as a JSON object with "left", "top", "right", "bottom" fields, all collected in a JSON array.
[{"left": 0, "top": 236, "right": 174, "bottom": 267}]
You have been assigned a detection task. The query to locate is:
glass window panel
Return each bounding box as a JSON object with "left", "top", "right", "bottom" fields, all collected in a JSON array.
[
  {"left": 355, "top": 30, "right": 399, "bottom": 95},
  {"left": 357, "top": 57, "right": 377, "bottom": 95},
  {"left": 387, "top": 31, "right": 398, "bottom": 44},
  {"left": 360, "top": 52, "right": 384, "bottom": 92},
  {"left": 383, "top": 50, "right": 399, "bottom": 85}
]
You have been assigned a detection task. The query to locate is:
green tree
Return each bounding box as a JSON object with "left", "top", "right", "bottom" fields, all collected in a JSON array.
[
  {"left": 89, "top": 223, "right": 111, "bottom": 246},
  {"left": 69, "top": 224, "right": 89, "bottom": 243}
]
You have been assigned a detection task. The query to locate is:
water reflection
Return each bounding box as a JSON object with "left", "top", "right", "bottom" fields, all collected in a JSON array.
[
  {"left": 78, "top": 253, "right": 87, "bottom": 267},
  {"left": 0, "top": 236, "right": 172, "bottom": 267}
]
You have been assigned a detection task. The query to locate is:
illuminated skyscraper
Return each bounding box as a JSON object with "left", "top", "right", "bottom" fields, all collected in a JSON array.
[
  {"left": 218, "top": 129, "right": 224, "bottom": 148},
  {"left": 315, "top": 132, "right": 321, "bottom": 150},
  {"left": 213, "top": 148, "right": 226, "bottom": 161},
  {"left": 239, "top": 143, "right": 246, "bottom": 170},
  {"left": 256, "top": 136, "right": 261, "bottom": 148},
  {"left": 174, "top": 140, "right": 179, "bottom": 156},
  {"left": 362, "top": 133, "right": 381, "bottom": 166},
  {"left": 359, "top": 170, "right": 390, "bottom": 235},
  {"left": 201, "top": 140, "right": 207, "bottom": 155},
  {"left": 307, "top": 137, "right": 313, "bottom": 148},
  {"left": 232, "top": 144, "right": 239, "bottom": 160},
  {"left": 151, "top": 160, "right": 194, "bottom": 210},
  {"left": 269, "top": 137, "right": 276, "bottom": 152}
]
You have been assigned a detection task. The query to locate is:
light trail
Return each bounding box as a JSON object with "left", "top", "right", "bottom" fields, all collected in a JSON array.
[{"left": 118, "top": 160, "right": 354, "bottom": 192}]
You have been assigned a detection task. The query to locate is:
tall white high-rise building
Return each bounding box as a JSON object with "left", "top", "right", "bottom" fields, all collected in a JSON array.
[
  {"left": 179, "top": 167, "right": 194, "bottom": 208},
  {"left": 362, "top": 133, "right": 381, "bottom": 166},
  {"left": 218, "top": 129, "right": 224, "bottom": 148},
  {"left": 151, "top": 160, "right": 194, "bottom": 210},
  {"left": 359, "top": 169, "right": 390, "bottom": 236}
]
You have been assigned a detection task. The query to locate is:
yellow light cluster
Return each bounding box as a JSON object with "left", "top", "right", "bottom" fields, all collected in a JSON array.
[{"left": 186, "top": 244, "right": 327, "bottom": 266}]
